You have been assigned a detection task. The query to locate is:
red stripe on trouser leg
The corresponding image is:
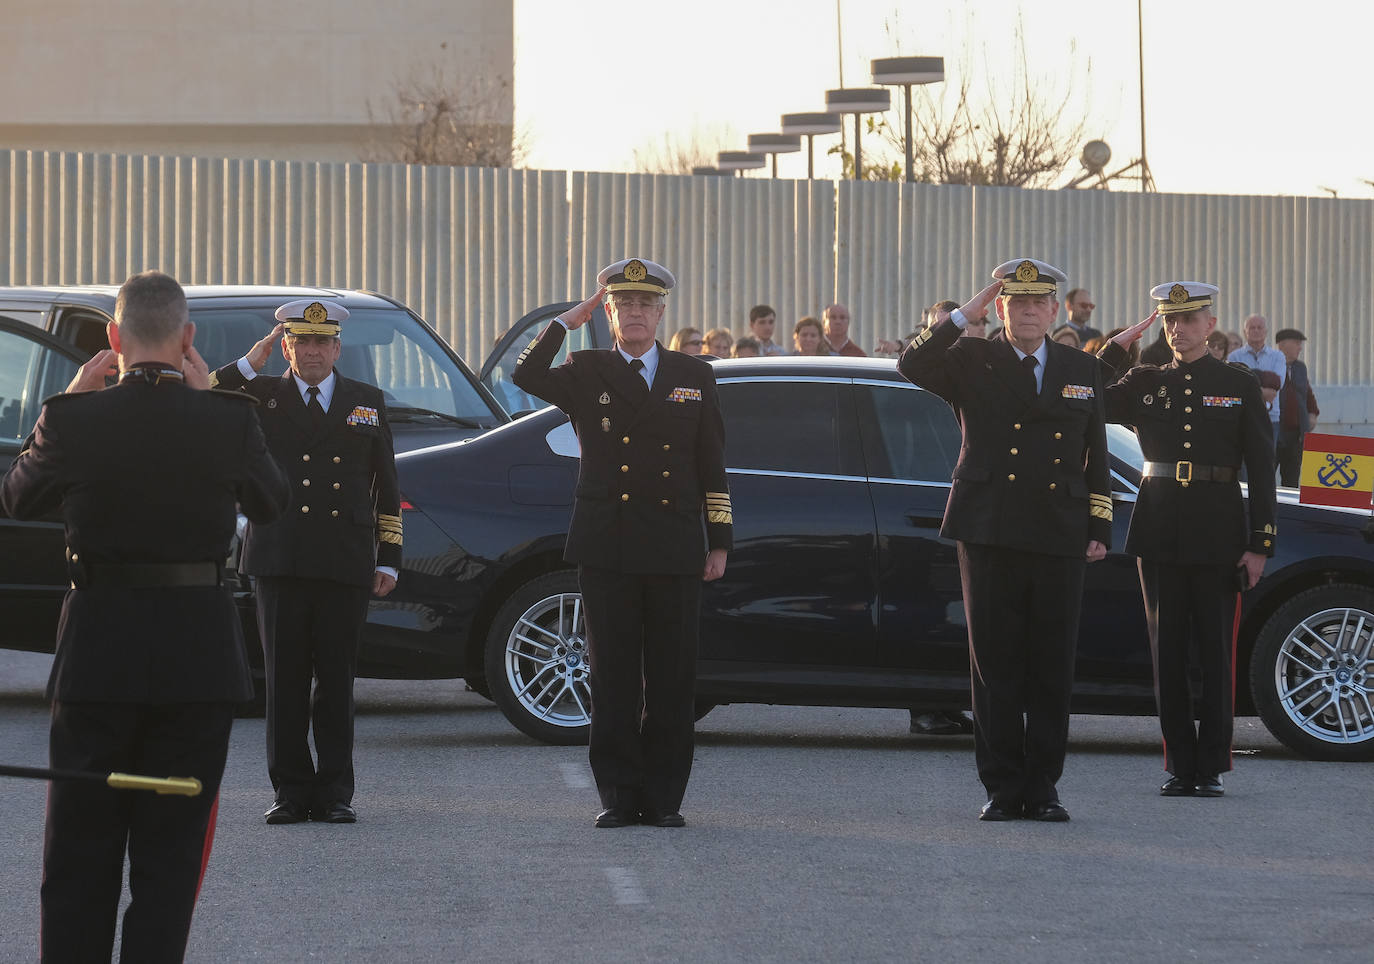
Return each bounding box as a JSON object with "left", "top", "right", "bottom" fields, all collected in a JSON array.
[
  {"left": 1229, "top": 593, "right": 1242, "bottom": 769},
  {"left": 195, "top": 793, "right": 220, "bottom": 899}
]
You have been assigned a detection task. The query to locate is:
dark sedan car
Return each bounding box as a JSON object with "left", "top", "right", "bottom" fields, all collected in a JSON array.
[
  {"left": 378, "top": 356, "right": 1374, "bottom": 760},
  {"left": 0, "top": 285, "right": 508, "bottom": 665}
]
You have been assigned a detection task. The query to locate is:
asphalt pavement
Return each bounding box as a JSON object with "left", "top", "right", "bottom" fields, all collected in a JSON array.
[{"left": 1, "top": 650, "right": 1370, "bottom": 963}]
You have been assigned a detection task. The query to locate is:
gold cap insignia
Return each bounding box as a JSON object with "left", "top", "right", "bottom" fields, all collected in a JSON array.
[
  {"left": 1015, "top": 260, "right": 1038, "bottom": 282},
  {"left": 304, "top": 302, "right": 329, "bottom": 324},
  {"left": 1168, "top": 284, "right": 1189, "bottom": 304},
  {"left": 624, "top": 260, "right": 648, "bottom": 283}
]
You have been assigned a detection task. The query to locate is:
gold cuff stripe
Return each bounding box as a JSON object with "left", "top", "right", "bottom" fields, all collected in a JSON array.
[
  {"left": 1089, "top": 495, "right": 1113, "bottom": 506},
  {"left": 706, "top": 498, "right": 732, "bottom": 507},
  {"left": 379, "top": 532, "right": 403, "bottom": 545},
  {"left": 1089, "top": 505, "right": 1113, "bottom": 521},
  {"left": 377, "top": 518, "right": 404, "bottom": 529},
  {"left": 207, "top": 372, "right": 220, "bottom": 388},
  {"left": 707, "top": 510, "right": 733, "bottom": 524},
  {"left": 378, "top": 513, "right": 402, "bottom": 523}
]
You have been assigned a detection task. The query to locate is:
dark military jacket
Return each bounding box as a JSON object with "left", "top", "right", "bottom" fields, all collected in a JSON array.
[
  {"left": 212, "top": 364, "right": 402, "bottom": 587},
  {"left": 0, "top": 370, "right": 289, "bottom": 702},
  {"left": 898, "top": 319, "right": 1113, "bottom": 557},
  {"left": 511, "top": 322, "right": 732, "bottom": 575},
  {"left": 1099, "top": 343, "right": 1276, "bottom": 564}
]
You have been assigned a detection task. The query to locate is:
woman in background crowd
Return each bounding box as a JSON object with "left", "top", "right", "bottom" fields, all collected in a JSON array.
[
  {"left": 669, "top": 327, "right": 704, "bottom": 355},
  {"left": 792, "top": 316, "right": 829, "bottom": 356},
  {"left": 1052, "top": 327, "right": 1082, "bottom": 349},
  {"left": 704, "top": 328, "right": 734, "bottom": 358},
  {"left": 1206, "top": 330, "right": 1230, "bottom": 361}
]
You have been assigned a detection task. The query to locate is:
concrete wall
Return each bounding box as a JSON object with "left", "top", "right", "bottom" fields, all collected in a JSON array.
[{"left": 0, "top": 0, "right": 513, "bottom": 162}]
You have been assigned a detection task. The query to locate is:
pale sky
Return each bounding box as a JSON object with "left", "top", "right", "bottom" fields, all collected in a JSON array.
[{"left": 514, "top": 0, "right": 1374, "bottom": 198}]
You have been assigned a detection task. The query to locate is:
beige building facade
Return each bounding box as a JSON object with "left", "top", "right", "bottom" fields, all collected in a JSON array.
[{"left": 1, "top": 0, "right": 513, "bottom": 162}]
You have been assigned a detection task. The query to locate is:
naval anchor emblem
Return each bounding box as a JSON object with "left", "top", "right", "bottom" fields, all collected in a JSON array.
[{"left": 1318, "top": 454, "right": 1359, "bottom": 489}]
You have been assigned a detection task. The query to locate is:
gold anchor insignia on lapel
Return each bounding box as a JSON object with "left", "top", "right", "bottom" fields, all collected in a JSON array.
[
  {"left": 1143, "top": 394, "right": 1154, "bottom": 405},
  {"left": 599, "top": 392, "right": 610, "bottom": 405},
  {"left": 267, "top": 398, "right": 278, "bottom": 408},
  {"left": 601, "top": 418, "right": 611, "bottom": 432}
]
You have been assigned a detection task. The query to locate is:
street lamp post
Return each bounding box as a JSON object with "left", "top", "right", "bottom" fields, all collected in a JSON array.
[
  {"left": 747, "top": 133, "right": 803, "bottom": 178},
  {"left": 716, "top": 151, "right": 768, "bottom": 177},
  {"left": 824, "top": 88, "right": 891, "bottom": 179},
  {"left": 779, "top": 112, "right": 842, "bottom": 179},
  {"left": 870, "top": 56, "right": 944, "bottom": 183}
]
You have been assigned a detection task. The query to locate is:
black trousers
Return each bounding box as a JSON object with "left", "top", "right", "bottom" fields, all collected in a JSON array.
[
  {"left": 1276, "top": 427, "right": 1305, "bottom": 487},
  {"left": 1138, "top": 560, "right": 1239, "bottom": 778},
  {"left": 958, "top": 542, "right": 1084, "bottom": 809},
  {"left": 41, "top": 700, "right": 233, "bottom": 964},
  {"left": 255, "top": 576, "right": 370, "bottom": 808},
  {"left": 578, "top": 565, "right": 700, "bottom": 813}
]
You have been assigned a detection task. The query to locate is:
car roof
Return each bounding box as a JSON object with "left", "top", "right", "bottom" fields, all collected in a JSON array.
[
  {"left": 708, "top": 355, "right": 908, "bottom": 382},
  {"left": 0, "top": 284, "right": 404, "bottom": 312}
]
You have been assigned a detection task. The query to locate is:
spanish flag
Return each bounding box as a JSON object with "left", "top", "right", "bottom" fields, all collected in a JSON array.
[{"left": 1299, "top": 433, "right": 1374, "bottom": 509}]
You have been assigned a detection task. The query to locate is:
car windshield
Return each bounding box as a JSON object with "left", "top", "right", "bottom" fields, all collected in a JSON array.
[{"left": 190, "top": 305, "right": 503, "bottom": 427}]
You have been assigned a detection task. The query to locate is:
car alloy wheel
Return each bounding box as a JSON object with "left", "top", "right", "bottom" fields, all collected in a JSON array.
[
  {"left": 486, "top": 571, "right": 592, "bottom": 745},
  {"left": 1252, "top": 584, "right": 1374, "bottom": 761}
]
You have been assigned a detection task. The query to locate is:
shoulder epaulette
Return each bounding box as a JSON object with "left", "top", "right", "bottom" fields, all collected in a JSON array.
[{"left": 209, "top": 388, "right": 260, "bottom": 404}]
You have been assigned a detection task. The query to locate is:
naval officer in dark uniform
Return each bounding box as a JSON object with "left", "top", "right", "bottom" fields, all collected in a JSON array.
[
  {"left": 899, "top": 258, "right": 1113, "bottom": 822},
  {"left": 1, "top": 270, "right": 289, "bottom": 962},
  {"left": 1098, "top": 282, "right": 1276, "bottom": 797},
  {"left": 512, "top": 258, "right": 732, "bottom": 828},
  {"left": 212, "top": 299, "right": 401, "bottom": 824}
]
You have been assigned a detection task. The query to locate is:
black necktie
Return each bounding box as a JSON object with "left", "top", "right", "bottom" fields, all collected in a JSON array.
[
  {"left": 307, "top": 385, "right": 325, "bottom": 425},
  {"left": 628, "top": 358, "right": 649, "bottom": 398},
  {"left": 1021, "top": 354, "right": 1039, "bottom": 395}
]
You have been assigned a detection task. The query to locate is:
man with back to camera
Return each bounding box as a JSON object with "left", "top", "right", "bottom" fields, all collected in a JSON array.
[
  {"left": 212, "top": 299, "right": 401, "bottom": 825},
  {"left": 1098, "top": 283, "right": 1276, "bottom": 797},
  {"left": 898, "top": 258, "right": 1112, "bottom": 822},
  {"left": 1, "top": 270, "right": 289, "bottom": 961},
  {"left": 512, "top": 257, "right": 732, "bottom": 828}
]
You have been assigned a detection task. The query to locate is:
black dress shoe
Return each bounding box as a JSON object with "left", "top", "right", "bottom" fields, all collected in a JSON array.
[
  {"left": 979, "top": 800, "right": 1020, "bottom": 822},
  {"left": 1160, "top": 776, "right": 1196, "bottom": 797},
  {"left": 1195, "top": 775, "right": 1224, "bottom": 797},
  {"left": 264, "top": 800, "right": 309, "bottom": 825},
  {"left": 594, "top": 807, "right": 638, "bottom": 828},
  {"left": 640, "top": 809, "right": 686, "bottom": 828},
  {"left": 909, "top": 711, "right": 963, "bottom": 735},
  {"left": 1025, "top": 801, "right": 1071, "bottom": 822},
  {"left": 313, "top": 802, "right": 357, "bottom": 823}
]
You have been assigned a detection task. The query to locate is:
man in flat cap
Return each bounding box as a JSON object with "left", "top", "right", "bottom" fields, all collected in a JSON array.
[
  {"left": 512, "top": 258, "right": 732, "bottom": 829},
  {"left": 899, "top": 258, "right": 1112, "bottom": 823},
  {"left": 1274, "top": 328, "right": 1319, "bottom": 486},
  {"left": 1100, "top": 283, "right": 1276, "bottom": 797},
  {"left": 2, "top": 270, "right": 289, "bottom": 960},
  {"left": 214, "top": 299, "right": 401, "bottom": 825}
]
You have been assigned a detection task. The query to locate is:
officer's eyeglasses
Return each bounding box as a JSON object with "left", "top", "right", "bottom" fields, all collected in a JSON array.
[{"left": 609, "top": 295, "right": 661, "bottom": 311}]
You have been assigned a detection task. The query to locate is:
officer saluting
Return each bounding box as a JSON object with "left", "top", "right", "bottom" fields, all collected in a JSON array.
[
  {"left": 1, "top": 271, "right": 289, "bottom": 961},
  {"left": 1100, "top": 283, "right": 1276, "bottom": 797},
  {"left": 213, "top": 299, "right": 401, "bottom": 825},
  {"left": 899, "top": 258, "right": 1112, "bottom": 823},
  {"left": 512, "top": 258, "right": 731, "bottom": 829}
]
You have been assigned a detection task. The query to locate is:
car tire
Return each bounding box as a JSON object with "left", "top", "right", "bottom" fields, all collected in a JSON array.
[
  {"left": 485, "top": 570, "right": 592, "bottom": 745},
  {"left": 1250, "top": 583, "right": 1374, "bottom": 761}
]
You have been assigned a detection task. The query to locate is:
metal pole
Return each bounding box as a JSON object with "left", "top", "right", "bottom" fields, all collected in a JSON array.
[
  {"left": 1137, "top": 0, "right": 1151, "bottom": 192},
  {"left": 904, "top": 83, "right": 914, "bottom": 183},
  {"left": 854, "top": 114, "right": 863, "bottom": 180},
  {"left": 772, "top": 153, "right": 778, "bottom": 179},
  {"left": 806, "top": 134, "right": 815, "bottom": 180}
]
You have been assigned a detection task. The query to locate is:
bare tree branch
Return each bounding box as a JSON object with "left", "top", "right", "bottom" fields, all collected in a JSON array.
[
  {"left": 630, "top": 122, "right": 739, "bottom": 175},
  {"left": 364, "top": 63, "right": 526, "bottom": 168}
]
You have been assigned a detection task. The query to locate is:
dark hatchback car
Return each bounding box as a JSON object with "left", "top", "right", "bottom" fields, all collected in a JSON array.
[
  {"left": 385, "top": 356, "right": 1374, "bottom": 761},
  {"left": 0, "top": 285, "right": 508, "bottom": 669}
]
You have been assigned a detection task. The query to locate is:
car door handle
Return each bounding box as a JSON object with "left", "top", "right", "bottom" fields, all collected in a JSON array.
[{"left": 904, "top": 512, "right": 943, "bottom": 528}]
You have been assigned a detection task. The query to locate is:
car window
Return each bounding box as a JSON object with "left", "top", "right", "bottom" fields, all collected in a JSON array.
[
  {"left": 189, "top": 306, "right": 502, "bottom": 424},
  {"left": 855, "top": 384, "right": 962, "bottom": 482},
  {"left": 718, "top": 380, "right": 854, "bottom": 476},
  {"left": 1107, "top": 423, "right": 1145, "bottom": 474},
  {"left": 0, "top": 328, "right": 81, "bottom": 445},
  {"left": 486, "top": 321, "right": 595, "bottom": 415}
]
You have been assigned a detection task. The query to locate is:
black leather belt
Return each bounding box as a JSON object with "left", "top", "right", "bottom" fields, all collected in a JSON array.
[
  {"left": 78, "top": 562, "right": 223, "bottom": 589},
  {"left": 1142, "top": 461, "right": 1238, "bottom": 483}
]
